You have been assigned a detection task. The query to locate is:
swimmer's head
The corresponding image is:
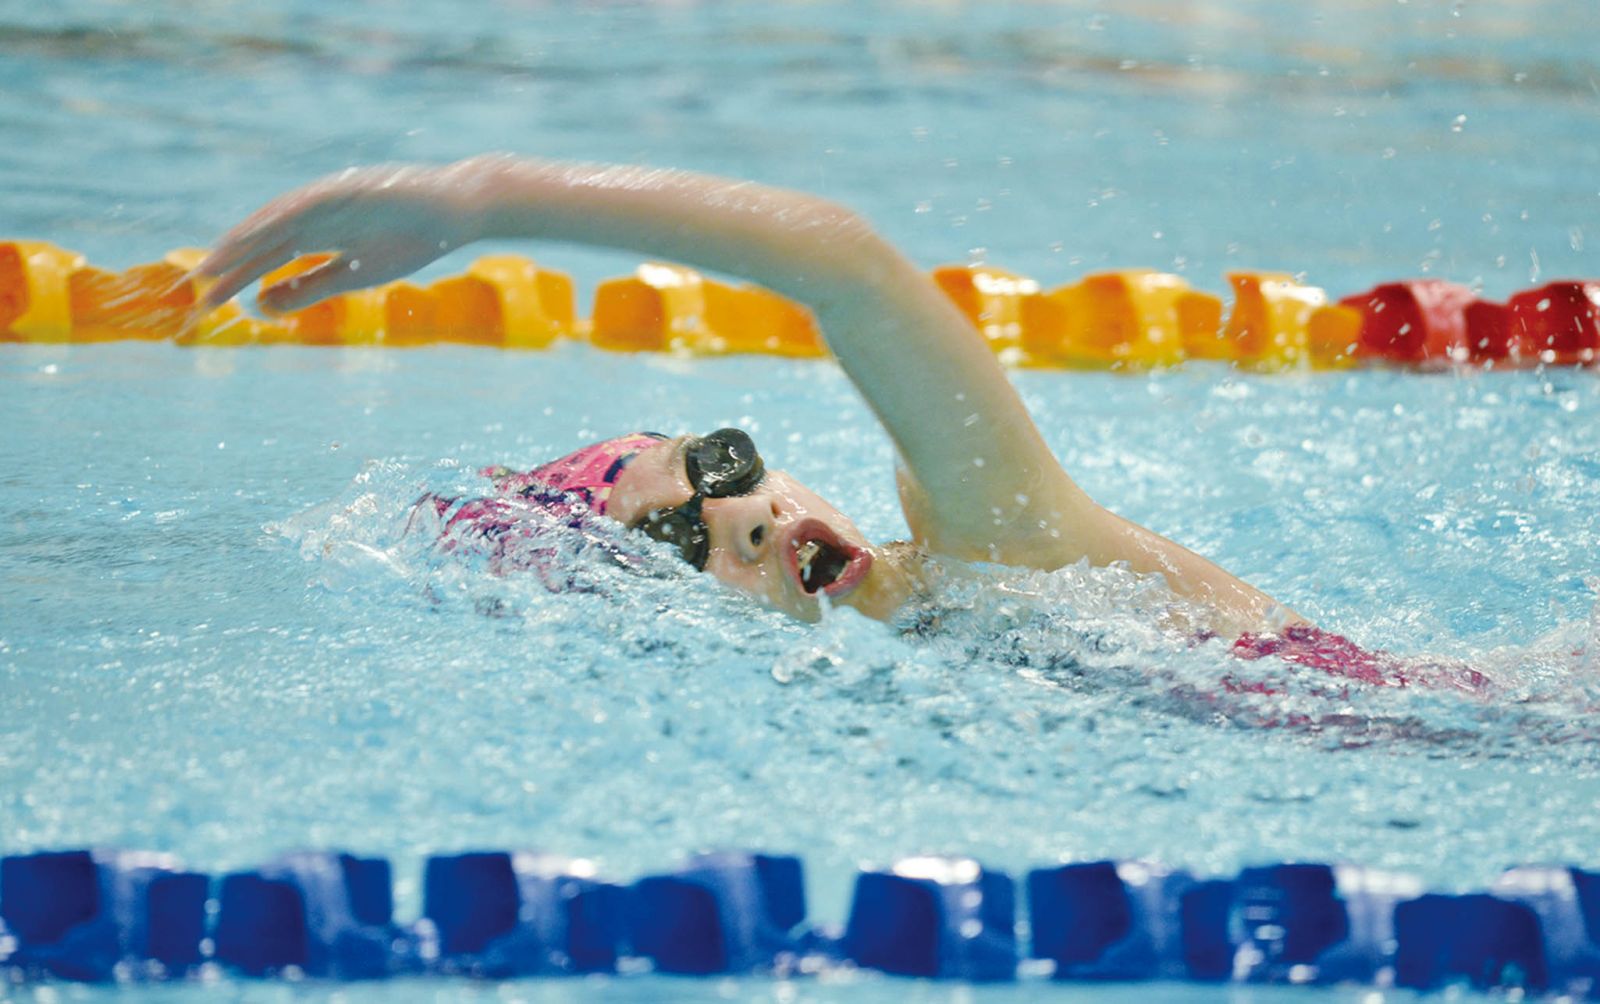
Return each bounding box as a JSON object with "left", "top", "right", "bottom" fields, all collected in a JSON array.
[
  {"left": 577, "top": 430, "right": 885, "bottom": 620},
  {"left": 493, "top": 428, "right": 910, "bottom": 620}
]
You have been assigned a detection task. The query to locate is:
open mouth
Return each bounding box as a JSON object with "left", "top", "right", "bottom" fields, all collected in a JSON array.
[{"left": 786, "top": 519, "right": 870, "bottom": 598}]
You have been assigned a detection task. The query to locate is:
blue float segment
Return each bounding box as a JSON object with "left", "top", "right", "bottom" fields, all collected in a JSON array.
[
  {"left": 1393, "top": 893, "right": 1547, "bottom": 992},
  {"left": 628, "top": 851, "right": 808, "bottom": 974},
  {"left": 214, "top": 851, "right": 407, "bottom": 979},
  {"left": 842, "top": 856, "right": 1016, "bottom": 981},
  {"left": 1232, "top": 863, "right": 1422, "bottom": 985},
  {"left": 0, "top": 849, "right": 207, "bottom": 982},
  {"left": 1493, "top": 866, "right": 1600, "bottom": 996},
  {"left": 420, "top": 851, "right": 623, "bottom": 976},
  {"left": 1177, "top": 879, "right": 1236, "bottom": 981},
  {"left": 1027, "top": 860, "right": 1197, "bottom": 980}
]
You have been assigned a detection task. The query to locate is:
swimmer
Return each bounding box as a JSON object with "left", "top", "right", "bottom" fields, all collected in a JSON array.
[{"left": 200, "top": 154, "right": 1306, "bottom": 640}]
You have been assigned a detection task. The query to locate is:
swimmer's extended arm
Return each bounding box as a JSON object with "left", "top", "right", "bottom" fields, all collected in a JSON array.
[{"left": 201, "top": 155, "right": 1301, "bottom": 634}]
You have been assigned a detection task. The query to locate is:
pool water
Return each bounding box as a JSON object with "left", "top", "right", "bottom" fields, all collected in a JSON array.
[{"left": 3, "top": 1, "right": 1599, "bottom": 1001}]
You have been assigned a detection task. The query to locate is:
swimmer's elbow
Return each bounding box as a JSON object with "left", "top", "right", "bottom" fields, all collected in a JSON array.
[
  {"left": 794, "top": 201, "right": 897, "bottom": 274},
  {"left": 761, "top": 193, "right": 898, "bottom": 274}
]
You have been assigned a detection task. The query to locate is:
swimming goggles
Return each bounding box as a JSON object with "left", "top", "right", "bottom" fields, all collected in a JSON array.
[{"left": 635, "top": 428, "right": 766, "bottom": 571}]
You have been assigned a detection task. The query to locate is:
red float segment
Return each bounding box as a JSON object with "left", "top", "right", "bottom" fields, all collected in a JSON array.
[
  {"left": 1338, "top": 280, "right": 1479, "bottom": 365},
  {"left": 1463, "top": 301, "right": 1512, "bottom": 363},
  {"left": 1507, "top": 281, "right": 1600, "bottom": 366}
]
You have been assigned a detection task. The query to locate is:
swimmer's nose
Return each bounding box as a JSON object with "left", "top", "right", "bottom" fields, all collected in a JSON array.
[{"left": 705, "top": 493, "right": 780, "bottom": 564}]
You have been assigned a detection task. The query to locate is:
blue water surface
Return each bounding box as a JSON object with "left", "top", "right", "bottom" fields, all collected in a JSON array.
[{"left": 2, "top": 1, "right": 1599, "bottom": 1001}]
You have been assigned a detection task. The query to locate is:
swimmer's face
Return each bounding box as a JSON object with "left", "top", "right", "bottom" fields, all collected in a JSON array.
[{"left": 608, "top": 435, "right": 875, "bottom": 621}]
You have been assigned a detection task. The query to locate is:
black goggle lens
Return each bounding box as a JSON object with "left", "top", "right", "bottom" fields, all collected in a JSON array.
[
  {"left": 636, "top": 429, "right": 765, "bottom": 572},
  {"left": 639, "top": 497, "right": 711, "bottom": 571},
  {"left": 686, "top": 428, "right": 765, "bottom": 498}
]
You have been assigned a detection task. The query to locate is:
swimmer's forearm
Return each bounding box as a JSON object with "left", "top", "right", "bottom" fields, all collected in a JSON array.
[{"left": 473, "top": 157, "right": 890, "bottom": 298}]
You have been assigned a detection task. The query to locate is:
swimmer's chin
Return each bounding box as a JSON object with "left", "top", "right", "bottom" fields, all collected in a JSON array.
[{"left": 829, "top": 541, "right": 926, "bottom": 622}]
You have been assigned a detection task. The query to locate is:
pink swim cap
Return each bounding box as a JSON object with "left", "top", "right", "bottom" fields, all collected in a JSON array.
[{"left": 481, "top": 432, "right": 668, "bottom": 518}]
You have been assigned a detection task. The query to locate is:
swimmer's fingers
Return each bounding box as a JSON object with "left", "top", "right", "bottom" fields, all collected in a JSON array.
[
  {"left": 199, "top": 236, "right": 300, "bottom": 308},
  {"left": 198, "top": 187, "right": 363, "bottom": 305},
  {"left": 200, "top": 166, "right": 480, "bottom": 308},
  {"left": 257, "top": 237, "right": 444, "bottom": 312}
]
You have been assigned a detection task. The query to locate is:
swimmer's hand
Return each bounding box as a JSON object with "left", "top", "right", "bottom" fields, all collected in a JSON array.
[{"left": 197, "top": 160, "right": 499, "bottom": 310}]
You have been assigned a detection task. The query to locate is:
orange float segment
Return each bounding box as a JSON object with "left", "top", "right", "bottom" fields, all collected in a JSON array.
[
  {"left": 1223, "top": 272, "right": 1328, "bottom": 369},
  {"left": 67, "top": 262, "right": 199, "bottom": 342},
  {"left": 1175, "top": 290, "right": 1227, "bottom": 360},
  {"left": 591, "top": 275, "right": 672, "bottom": 352},
  {"left": 1507, "top": 281, "right": 1600, "bottom": 366},
  {"left": 0, "top": 241, "right": 84, "bottom": 342},
  {"left": 742, "top": 285, "right": 826, "bottom": 358},
  {"left": 693, "top": 278, "right": 825, "bottom": 357},
  {"left": 699, "top": 279, "right": 755, "bottom": 353},
  {"left": 932, "top": 264, "right": 1040, "bottom": 355},
  {"left": 0, "top": 245, "right": 30, "bottom": 340},
  {"left": 1062, "top": 273, "right": 1141, "bottom": 365},
  {"left": 65, "top": 265, "right": 125, "bottom": 341},
  {"left": 1306, "top": 304, "right": 1363, "bottom": 368},
  {"left": 380, "top": 283, "right": 439, "bottom": 347},
  {"left": 588, "top": 262, "right": 709, "bottom": 353},
  {"left": 429, "top": 274, "right": 503, "bottom": 346},
  {"left": 1017, "top": 287, "right": 1073, "bottom": 364}
]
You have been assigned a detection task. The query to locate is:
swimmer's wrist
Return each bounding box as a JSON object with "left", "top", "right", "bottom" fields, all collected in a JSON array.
[{"left": 437, "top": 154, "right": 525, "bottom": 244}]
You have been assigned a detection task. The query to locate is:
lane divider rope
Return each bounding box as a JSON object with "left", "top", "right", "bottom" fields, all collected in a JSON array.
[
  {"left": 2, "top": 241, "right": 1595, "bottom": 369},
  {"left": 2, "top": 848, "right": 1595, "bottom": 994}
]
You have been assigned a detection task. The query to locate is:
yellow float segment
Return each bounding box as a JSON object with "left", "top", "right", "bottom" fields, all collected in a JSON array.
[
  {"left": 1223, "top": 271, "right": 1328, "bottom": 370},
  {"left": 588, "top": 262, "right": 827, "bottom": 358},
  {"left": 931, "top": 264, "right": 1040, "bottom": 357},
  {"left": 1022, "top": 270, "right": 1191, "bottom": 368},
  {"left": 466, "top": 255, "right": 571, "bottom": 348},
  {"left": 0, "top": 241, "right": 87, "bottom": 342},
  {"left": 160, "top": 247, "right": 271, "bottom": 346},
  {"left": 534, "top": 269, "right": 576, "bottom": 335}
]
